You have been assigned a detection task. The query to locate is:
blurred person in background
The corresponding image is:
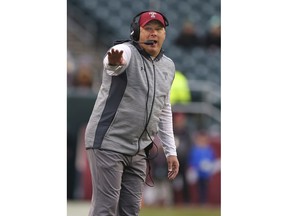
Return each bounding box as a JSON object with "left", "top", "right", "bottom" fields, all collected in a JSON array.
[
  {"left": 172, "top": 112, "right": 193, "bottom": 205},
  {"left": 204, "top": 15, "right": 221, "bottom": 49},
  {"left": 207, "top": 124, "right": 221, "bottom": 205},
  {"left": 143, "top": 135, "right": 174, "bottom": 206},
  {"left": 72, "top": 54, "right": 95, "bottom": 89},
  {"left": 187, "top": 131, "right": 216, "bottom": 204},
  {"left": 73, "top": 64, "right": 93, "bottom": 89},
  {"left": 173, "top": 20, "right": 202, "bottom": 49},
  {"left": 67, "top": 50, "right": 77, "bottom": 199},
  {"left": 170, "top": 70, "right": 192, "bottom": 105},
  {"left": 165, "top": 68, "right": 192, "bottom": 205},
  {"left": 67, "top": 50, "right": 76, "bottom": 87},
  {"left": 84, "top": 11, "right": 179, "bottom": 216}
]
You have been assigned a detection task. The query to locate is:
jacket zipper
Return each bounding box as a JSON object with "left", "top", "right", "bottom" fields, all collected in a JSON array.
[{"left": 136, "top": 59, "right": 156, "bottom": 155}]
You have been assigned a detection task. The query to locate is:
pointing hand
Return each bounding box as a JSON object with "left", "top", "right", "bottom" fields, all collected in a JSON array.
[{"left": 107, "top": 49, "right": 124, "bottom": 66}]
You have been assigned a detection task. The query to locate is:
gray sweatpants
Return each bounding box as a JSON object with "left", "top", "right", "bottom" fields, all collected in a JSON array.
[{"left": 86, "top": 149, "right": 147, "bottom": 216}]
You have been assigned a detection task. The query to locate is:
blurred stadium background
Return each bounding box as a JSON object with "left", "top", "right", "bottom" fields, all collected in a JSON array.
[{"left": 67, "top": 0, "right": 221, "bottom": 215}]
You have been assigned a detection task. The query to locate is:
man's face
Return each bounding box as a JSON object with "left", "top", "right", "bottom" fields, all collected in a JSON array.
[{"left": 139, "top": 20, "right": 166, "bottom": 58}]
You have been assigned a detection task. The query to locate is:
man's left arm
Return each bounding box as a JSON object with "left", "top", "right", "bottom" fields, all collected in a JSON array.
[{"left": 158, "top": 94, "right": 179, "bottom": 180}]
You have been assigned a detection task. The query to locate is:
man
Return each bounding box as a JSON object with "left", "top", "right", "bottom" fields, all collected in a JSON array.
[{"left": 85, "top": 11, "right": 179, "bottom": 216}]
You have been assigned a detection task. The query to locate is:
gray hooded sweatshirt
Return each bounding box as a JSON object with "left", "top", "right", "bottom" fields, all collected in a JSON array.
[{"left": 85, "top": 42, "right": 177, "bottom": 157}]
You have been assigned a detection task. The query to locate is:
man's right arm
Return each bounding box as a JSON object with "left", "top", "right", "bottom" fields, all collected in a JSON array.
[{"left": 103, "top": 44, "right": 131, "bottom": 76}]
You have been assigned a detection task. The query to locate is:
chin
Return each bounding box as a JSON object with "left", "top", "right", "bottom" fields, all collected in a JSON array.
[{"left": 146, "top": 47, "right": 160, "bottom": 57}]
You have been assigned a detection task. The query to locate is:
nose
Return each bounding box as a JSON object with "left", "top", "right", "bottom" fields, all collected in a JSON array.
[{"left": 150, "top": 29, "right": 157, "bottom": 36}]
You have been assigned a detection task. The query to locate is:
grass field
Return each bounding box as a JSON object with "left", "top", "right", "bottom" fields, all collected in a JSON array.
[
  {"left": 67, "top": 201, "right": 220, "bottom": 216},
  {"left": 140, "top": 206, "right": 220, "bottom": 216}
]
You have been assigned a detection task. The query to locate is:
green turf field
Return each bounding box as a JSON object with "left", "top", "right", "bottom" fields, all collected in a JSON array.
[
  {"left": 140, "top": 206, "right": 220, "bottom": 216},
  {"left": 67, "top": 201, "right": 220, "bottom": 216}
]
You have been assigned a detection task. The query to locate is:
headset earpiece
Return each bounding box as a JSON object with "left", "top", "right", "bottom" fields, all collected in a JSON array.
[
  {"left": 130, "top": 11, "right": 169, "bottom": 42},
  {"left": 130, "top": 19, "right": 140, "bottom": 41}
]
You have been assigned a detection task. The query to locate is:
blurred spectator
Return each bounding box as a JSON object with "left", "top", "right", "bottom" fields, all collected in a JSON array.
[
  {"left": 173, "top": 20, "right": 203, "bottom": 49},
  {"left": 71, "top": 54, "right": 95, "bottom": 89},
  {"left": 73, "top": 65, "right": 93, "bottom": 88},
  {"left": 143, "top": 136, "right": 173, "bottom": 206},
  {"left": 170, "top": 70, "right": 192, "bottom": 105},
  {"left": 207, "top": 124, "right": 221, "bottom": 205},
  {"left": 67, "top": 50, "right": 76, "bottom": 87},
  {"left": 67, "top": 128, "right": 77, "bottom": 199},
  {"left": 208, "top": 124, "right": 221, "bottom": 158},
  {"left": 171, "top": 112, "right": 193, "bottom": 205},
  {"left": 204, "top": 16, "right": 221, "bottom": 49},
  {"left": 187, "top": 131, "right": 216, "bottom": 204},
  {"left": 74, "top": 125, "right": 92, "bottom": 200}
]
